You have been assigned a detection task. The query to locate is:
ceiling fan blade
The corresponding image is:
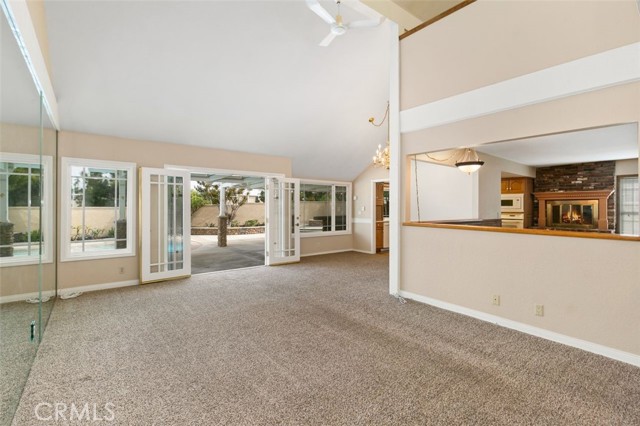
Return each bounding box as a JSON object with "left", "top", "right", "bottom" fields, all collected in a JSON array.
[
  {"left": 319, "top": 31, "right": 338, "bottom": 47},
  {"left": 348, "top": 17, "right": 385, "bottom": 29},
  {"left": 305, "top": 0, "right": 336, "bottom": 25}
]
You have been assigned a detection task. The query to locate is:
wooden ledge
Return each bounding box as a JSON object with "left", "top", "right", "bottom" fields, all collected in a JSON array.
[
  {"left": 403, "top": 221, "right": 640, "bottom": 242},
  {"left": 400, "top": 0, "right": 476, "bottom": 41}
]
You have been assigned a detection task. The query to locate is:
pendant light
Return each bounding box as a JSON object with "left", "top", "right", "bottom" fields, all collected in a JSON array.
[{"left": 454, "top": 148, "right": 484, "bottom": 174}]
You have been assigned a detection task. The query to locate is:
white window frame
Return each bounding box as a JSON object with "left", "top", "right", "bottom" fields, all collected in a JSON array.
[
  {"left": 61, "top": 157, "right": 136, "bottom": 262},
  {"left": 618, "top": 175, "right": 639, "bottom": 236},
  {"left": 299, "top": 179, "right": 351, "bottom": 238},
  {"left": 0, "top": 153, "right": 53, "bottom": 267}
]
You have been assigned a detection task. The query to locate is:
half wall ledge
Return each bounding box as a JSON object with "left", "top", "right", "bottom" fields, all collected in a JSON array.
[{"left": 403, "top": 222, "right": 640, "bottom": 242}]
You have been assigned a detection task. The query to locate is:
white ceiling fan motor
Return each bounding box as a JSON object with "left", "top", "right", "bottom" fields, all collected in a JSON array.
[{"left": 305, "top": 0, "right": 384, "bottom": 47}]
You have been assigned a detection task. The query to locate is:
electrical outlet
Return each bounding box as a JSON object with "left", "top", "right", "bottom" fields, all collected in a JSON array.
[
  {"left": 492, "top": 295, "right": 500, "bottom": 306},
  {"left": 535, "top": 304, "right": 544, "bottom": 317},
  {"left": 119, "top": 267, "right": 125, "bottom": 274}
]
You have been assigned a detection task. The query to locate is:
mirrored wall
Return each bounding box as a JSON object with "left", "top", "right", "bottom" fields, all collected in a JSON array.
[{"left": 0, "top": 10, "right": 57, "bottom": 425}]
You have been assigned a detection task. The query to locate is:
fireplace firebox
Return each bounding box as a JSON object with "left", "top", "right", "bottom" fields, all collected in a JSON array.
[
  {"left": 546, "top": 200, "right": 598, "bottom": 229},
  {"left": 534, "top": 190, "right": 614, "bottom": 232}
]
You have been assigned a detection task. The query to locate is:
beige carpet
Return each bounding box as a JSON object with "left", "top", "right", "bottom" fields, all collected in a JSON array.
[{"left": 12, "top": 253, "right": 640, "bottom": 425}]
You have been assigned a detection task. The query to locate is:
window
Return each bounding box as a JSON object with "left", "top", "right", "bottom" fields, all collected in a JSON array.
[
  {"left": 618, "top": 175, "right": 639, "bottom": 236},
  {"left": 0, "top": 153, "right": 53, "bottom": 266},
  {"left": 61, "top": 158, "right": 136, "bottom": 261},
  {"left": 300, "top": 181, "right": 350, "bottom": 236}
]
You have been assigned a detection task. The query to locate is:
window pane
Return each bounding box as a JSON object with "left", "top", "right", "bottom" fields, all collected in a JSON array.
[
  {"left": 619, "top": 176, "right": 639, "bottom": 236},
  {"left": 85, "top": 178, "right": 115, "bottom": 207},
  {"left": 30, "top": 175, "right": 41, "bottom": 207},
  {"left": 65, "top": 161, "right": 132, "bottom": 257},
  {"left": 70, "top": 166, "right": 86, "bottom": 177},
  {"left": 1, "top": 161, "right": 42, "bottom": 260},
  {"left": 8, "top": 174, "right": 29, "bottom": 206},
  {"left": 300, "top": 184, "right": 332, "bottom": 233},
  {"left": 335, "top": 185, "right": 347, "bottom": 231}
]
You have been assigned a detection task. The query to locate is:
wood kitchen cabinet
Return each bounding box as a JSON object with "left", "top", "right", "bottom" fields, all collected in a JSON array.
[
  {"left": 376, "top": 184, "right": 384, "bottom": 206},
  {"left": 376, "top": 222, "right": 384, "bottom": 251},
  {"left": 375, "top": 182, "right": 386, "bottom": 252},
  {"left": 501, "top": 177, "right": 533, "bottom": 194},
  {"left": 375, "top": 184, "right": 384, "bottom": 223}
]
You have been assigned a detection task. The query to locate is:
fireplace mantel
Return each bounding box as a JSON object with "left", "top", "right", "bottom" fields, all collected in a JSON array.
[{"left": 534, "top": 190, "right": 614, "bottom": 231}]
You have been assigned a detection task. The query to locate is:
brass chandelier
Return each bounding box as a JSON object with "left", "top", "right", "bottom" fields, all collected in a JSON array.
[{"left": 369, "top": 102, "right": 390, "bottom": 169}]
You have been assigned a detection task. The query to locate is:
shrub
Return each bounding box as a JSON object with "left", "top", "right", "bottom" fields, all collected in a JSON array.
[
  {"left": 191, "top": 191, "right": 207, "bottom": 214},
  {"left": 243, "top": 219, "right": 261, "bottom": 227}
]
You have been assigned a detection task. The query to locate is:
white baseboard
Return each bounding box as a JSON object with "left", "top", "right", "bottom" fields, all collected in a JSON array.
[
  {"left": 58, "top": 279, "right": 139, "bottom": 297},
  {"left": 0, "top": 290, "right": 56, "bottom": 304},
  {"left": 301, "top": 249, "right": 353, "bottom": 258},
  {"left": 352, "top": 249, "right": 376, "bottom": 254},
  {"left": 398, "top": 290, "right": 640, "bottom": 368},
  {"left": 1, "top": 280, "right": 141, "bottom": 304}
]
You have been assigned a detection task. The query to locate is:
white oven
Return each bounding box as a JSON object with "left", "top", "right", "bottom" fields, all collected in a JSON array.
[
  {"left": 501, "top": 212, "right": 525, "bottom": 229},
  {"left": 501, "top": 194, "right": 524, "bottom": 212}
]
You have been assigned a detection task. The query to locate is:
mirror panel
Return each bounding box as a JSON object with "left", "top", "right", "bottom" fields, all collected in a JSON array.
[{"left": 0, "top": 10, "right": 57, "bottom": 425}]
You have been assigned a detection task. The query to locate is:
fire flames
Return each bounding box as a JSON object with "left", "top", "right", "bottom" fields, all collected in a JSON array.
[{"left": 562, "top": 209, "right": 583, "bottom": 224}]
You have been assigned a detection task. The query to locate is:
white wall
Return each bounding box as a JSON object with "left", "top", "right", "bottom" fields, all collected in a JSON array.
[
  {"left": 407, "top": 154, "right": 536, "bottom": 222},
  {"left": 616, "top": 158, "right": 639, "bottom": 176},
  {"left": 401, "top": 226, "right": 640, "bottom": 361},
  {"left": 409, "top": 159, "right": 476, "bottom": 221}
]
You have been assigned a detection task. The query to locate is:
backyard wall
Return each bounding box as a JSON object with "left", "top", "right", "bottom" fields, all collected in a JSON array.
[{"left": 192, "top": 204, "right": 265, "bottom": 227}]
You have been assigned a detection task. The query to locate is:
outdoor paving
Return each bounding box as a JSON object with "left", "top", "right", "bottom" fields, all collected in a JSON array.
[{"left": 190, "top": 234, "right": 265, "bottom": 274}]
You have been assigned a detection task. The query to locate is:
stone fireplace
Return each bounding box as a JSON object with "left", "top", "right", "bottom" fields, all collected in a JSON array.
[
  {"left": 534, "top": 190, "right": 614, "bottom": 231},
  {"left": 533, "top": 161, "right": 616, "bottom": 230}
]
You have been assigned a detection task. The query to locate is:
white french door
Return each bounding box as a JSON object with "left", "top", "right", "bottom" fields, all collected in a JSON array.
[
  {"left": 265, "top": 177, "right": 300, "bottom": 265},
  {"left": 140, "top": 168, "right": 191, "bottom": 283}
]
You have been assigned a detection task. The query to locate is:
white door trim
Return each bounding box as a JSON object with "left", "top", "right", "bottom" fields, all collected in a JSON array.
[{"left": 370, "top": 179, "right": 390, "bottom": 254}]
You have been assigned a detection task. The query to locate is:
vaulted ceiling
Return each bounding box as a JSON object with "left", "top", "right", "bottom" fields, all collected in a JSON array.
[{"left": 40, "top": 0, "right": 394, "bottom": 181}]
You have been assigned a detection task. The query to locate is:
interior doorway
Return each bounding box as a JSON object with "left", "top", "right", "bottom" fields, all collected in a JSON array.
[
  {"left": 190, "top": 172, "right": 266, "bottom": 274},
  {"left": 373, "top": 180, "right": 390, "bottom": 253}
]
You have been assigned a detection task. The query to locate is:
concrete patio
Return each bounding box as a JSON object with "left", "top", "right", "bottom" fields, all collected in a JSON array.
[{"left": 190, "top": 234, "right": 265, "bottom": 274}]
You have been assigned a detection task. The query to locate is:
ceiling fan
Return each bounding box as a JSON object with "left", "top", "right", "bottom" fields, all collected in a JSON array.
[{"left": 305, "top": 0, "right": 384, "bottom": 47}]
